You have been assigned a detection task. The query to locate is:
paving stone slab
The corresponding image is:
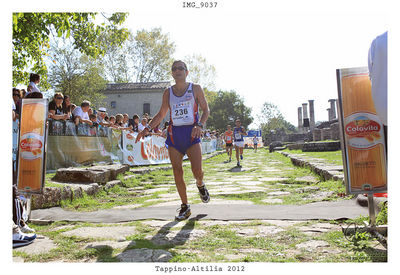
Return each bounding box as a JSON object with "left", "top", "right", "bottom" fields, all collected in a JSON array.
[
  {"left": 295, "top": 240, "right": 330, "bottom": 252},
  {"left": 13, "top": 235, "right": 57, "bottom": 254},
  {"left": 268, "top": 191, "right": 290, "bottom": 196},
  {"left": 116, "top": 248, "right": 172, "bottom": 262},
  {"left": 233, "top": 226, "right": 284, "bottom": 237}
]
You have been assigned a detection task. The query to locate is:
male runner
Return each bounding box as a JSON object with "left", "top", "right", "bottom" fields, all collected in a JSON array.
[
  {"left": 224, "top": 125, "right": 234, "bottom": 162},
  {"left": 136, "top": 60, "right": 210, "bottom": 221},
  {"left": 233, "top": 119, "right": 247, "bottom": 167},
  {"left": 253, "top": 135, "right": 258, "bottom": 153}
]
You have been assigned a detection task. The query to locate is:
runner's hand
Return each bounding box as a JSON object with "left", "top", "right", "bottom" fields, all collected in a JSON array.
[
  {"left": 135, "top": 129, "right": 148, "bottom": 143},
  {"left": 191, "top": 126, "right": 202, "bottom": 139}
]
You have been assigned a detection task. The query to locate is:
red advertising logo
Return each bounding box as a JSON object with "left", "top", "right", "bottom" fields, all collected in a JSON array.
[{"left": 345, "top": 116, "right": 381, "bottom": 141}]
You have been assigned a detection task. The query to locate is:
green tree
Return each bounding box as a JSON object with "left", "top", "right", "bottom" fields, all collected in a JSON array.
[
  {"left": 127, "top": 27, "right": 175, "bottom": 82},
  {"left": 258, "top": 101, "right": 296, "bottom": 141},
  {"left": 12, "top": 12, "right": 128, "bottom": 88},
  {"left": 98, "top": 30, "right": 132, "bottom": 83},
  {"left": 48, "top": 42, "right": 106, "bottom": 108},
  {"left": 184, "top": 54, "right": 217, "bottom": 90},
  {"left": 207, "top": 90, "right": 253, "bottom": 132}
]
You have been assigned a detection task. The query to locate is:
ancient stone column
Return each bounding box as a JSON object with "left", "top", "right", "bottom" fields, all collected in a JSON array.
[
  {"left": 302, "top": 103, "right": 309, "bottom": 131},
  {"left": 328, "top": 99, "right": 337, "bottom": 120},
  {"left": 297, "top": 107, "right": 303, "bottom": 133},
  {"left": 327, "top": 108, "right": 332, "bottom": 121},
  {"left": 308, "top": 100, "right": 315, "bottom": 131}
]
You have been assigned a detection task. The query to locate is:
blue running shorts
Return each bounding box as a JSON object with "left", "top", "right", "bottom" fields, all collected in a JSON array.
[{"left": 165, "top": 125, "right": 201, "bottom": 155}]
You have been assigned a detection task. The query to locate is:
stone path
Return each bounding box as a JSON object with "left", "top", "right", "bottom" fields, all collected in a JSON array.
[{"left": 15, "top": 149, "right": 387, "bottom": 263}]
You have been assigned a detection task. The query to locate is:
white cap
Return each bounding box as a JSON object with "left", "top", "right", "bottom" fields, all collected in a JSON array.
[{"left": 98, "top": 107, "right": 106, "bottom": 112}]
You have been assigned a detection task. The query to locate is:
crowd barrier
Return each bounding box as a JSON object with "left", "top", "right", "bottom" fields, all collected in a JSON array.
[{"left": 13, "top": 120, "right": 218, "bottom": 171}]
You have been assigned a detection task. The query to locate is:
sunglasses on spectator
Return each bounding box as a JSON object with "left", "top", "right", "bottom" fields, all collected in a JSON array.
[
  {"left": 56, "top": 97, "right": 63, "bottom": 99},
  {"left": 172, "top": 66, "right": 186, "bottom": 71},
  {"left": 13, "top": 94, "right": 20, "bottom": 97}
]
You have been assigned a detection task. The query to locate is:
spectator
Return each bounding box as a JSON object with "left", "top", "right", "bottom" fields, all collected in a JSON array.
[
  {"left": 122, "top": 113, "right": 132, "bottom": 129},
  {"left": 138, "top": 117, "right": 148, "bottom": 132},
  {"left": 104, "top": 115, "right": 109, "bottom": 122},
  {"left": 89, "top": 114, "right": 98, "bottom": 126},
  {"left": 48, "top": 93, "right": 69, "bottom": 120},
  {"left": 115, "top": 114, "right": 124, "bottom": 127},
  {"left": 88, "top": 107, "right": 93, "bottom": 116},
  {"left": 26, "top": 73, "right": 41, "bottom": 97},
  {"left": 62, "top": 95, "right": 73, "bottom": 119},
  {"left": 96, "top": 107, "right": 110, "bottom": 127},
  {"left": 12, "top": 88, "right": 22, "bottom": 120},
  {"left": 20, "top": 89, "right": 27, "bottom": 98},
  {"left": 72, "top": 100, "right": 92, "bottom": 126},
  {"left": 162, "top": 121, "right": 169, "bottom": 138},
  {"left": 71, "top": 104, "right": 77, "bottom": 113},
  {"left": 115, "top": 114, "right": 131, "bottom": 130},
  {"left": 109, "top": 116, "right": 116, "bottom": 127},
  {"left": 129, "top": 114, "right": 140, "bottom": 132}
]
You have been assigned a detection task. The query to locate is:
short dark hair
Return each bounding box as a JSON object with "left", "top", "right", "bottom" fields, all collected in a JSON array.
[
  {"left": 172, "top": 60, "right": 188, "bottom": 70},
  {"left": 29, "top": 73, "right": 40, "bottom": 83}
]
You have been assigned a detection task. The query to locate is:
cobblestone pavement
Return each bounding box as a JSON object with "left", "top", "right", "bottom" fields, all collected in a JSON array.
[{"left": 13, "top": 149, "right": 387, "bottom": 263}]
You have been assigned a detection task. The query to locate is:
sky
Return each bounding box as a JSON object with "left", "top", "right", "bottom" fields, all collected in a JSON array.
[{"left": 118, "top": 0, "right": 390, "bottom": 128}]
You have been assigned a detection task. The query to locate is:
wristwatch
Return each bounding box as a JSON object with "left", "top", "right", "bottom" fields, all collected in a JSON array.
[{"left": 196, "top": 122, "right": 204, "bottom": 128}]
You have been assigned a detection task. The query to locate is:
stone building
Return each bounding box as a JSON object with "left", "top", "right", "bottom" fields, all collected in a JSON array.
[{"left": 100, "top": 82, "right": 171, "bottom": 120}]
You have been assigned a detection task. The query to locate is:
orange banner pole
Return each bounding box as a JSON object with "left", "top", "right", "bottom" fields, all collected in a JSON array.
[
  {"left": 17, "top": 98, "right": 48, "bottom": 194},
  {"left": 337, "top": 67, "right": 387, "bottom": 194}
]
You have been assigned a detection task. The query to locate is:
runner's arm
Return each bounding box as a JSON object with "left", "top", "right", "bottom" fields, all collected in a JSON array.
[{"left": 136, "top": 89, "right": 169, "bottom": 142}]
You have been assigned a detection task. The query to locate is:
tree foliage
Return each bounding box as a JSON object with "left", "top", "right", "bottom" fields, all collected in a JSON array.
[
  {"left": 258, "top": 101, "right": 296, "bottom": 141},
  {"left": 128, "top": 28, "right": 175, "bottom": 82},
  {"left": 12, "top": 12, "right": 129, "bottom": 88},
  {"left": 207, "top": 90, "right": 253, "bottom": 132},
  {"left": 48, "top": 41, "right": 106, "bottom": 108},
  {"left": 184, "top": 54, "right": 217, "bottom": 90}
]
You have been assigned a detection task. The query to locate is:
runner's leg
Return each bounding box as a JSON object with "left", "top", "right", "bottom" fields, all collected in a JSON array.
[
  {"left": 168, "top": 146, "right": 188, "bottom": 205},
  {"left": 186, "top": 143, "right": 203, "bottom": 186}
]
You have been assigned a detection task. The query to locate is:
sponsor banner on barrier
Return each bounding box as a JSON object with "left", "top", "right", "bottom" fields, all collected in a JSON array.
[
  {"left": 121, "top": 131, "right": 218, "bottom": 165},
  {"left": 17, "top": 99, "right": 48, "bottom": 194},
  {"left": 122, "top": 132, "right": 171, "bottom": 165},
  {"left": 336, "top": 67, "right": 387, "bottom": 194}
]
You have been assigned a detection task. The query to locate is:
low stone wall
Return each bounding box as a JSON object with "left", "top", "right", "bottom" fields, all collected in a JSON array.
[
  {"left": 302, "top": 141, "right": 341, "bottom": 152},
  {"left": 280, "top": 151, "right": 344, "bottom": 182},
  {"left": 286, "top": 143, "right": 304, "bottom": 150},
  {"left": 31, "top": 183, "right": 101, "bottom": 210}
]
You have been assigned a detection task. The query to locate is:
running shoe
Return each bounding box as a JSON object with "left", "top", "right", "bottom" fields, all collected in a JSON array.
[
  {"left": 13, "top": 229, "right": 36, "bottom": 248},
  {"left": 240, "top": 154, "right": 243, "bottom": 160},
  {"left": 237, "top": 161, "right": 242, "bottom": 167},
  {"left": 20, "top": 224, "right": 35, "bottom": 234},
  {"left": 175, "top": 204, "right": 191, "bottom": 221},
  {"left": 197, "top": 183, "right": 210, "bottom": 203}
]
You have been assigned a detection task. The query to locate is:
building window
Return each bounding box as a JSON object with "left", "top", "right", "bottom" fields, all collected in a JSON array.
[
  {"left": 111, "top": 101, "right": 116, "bottom": 109},
  {"left": 143, "top": 103, "right": 150, "bottom": 115}
]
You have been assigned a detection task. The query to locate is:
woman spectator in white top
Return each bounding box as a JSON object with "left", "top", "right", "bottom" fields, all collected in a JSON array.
[
  {"left": 72, "top": 100, "right": 92, "bottom": 126},
  {"left": 48, "top": 93, "right": 69, "bottom": 120},
  {"left": 26, "top": 73, "right": 41, "bottom": 97}
]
